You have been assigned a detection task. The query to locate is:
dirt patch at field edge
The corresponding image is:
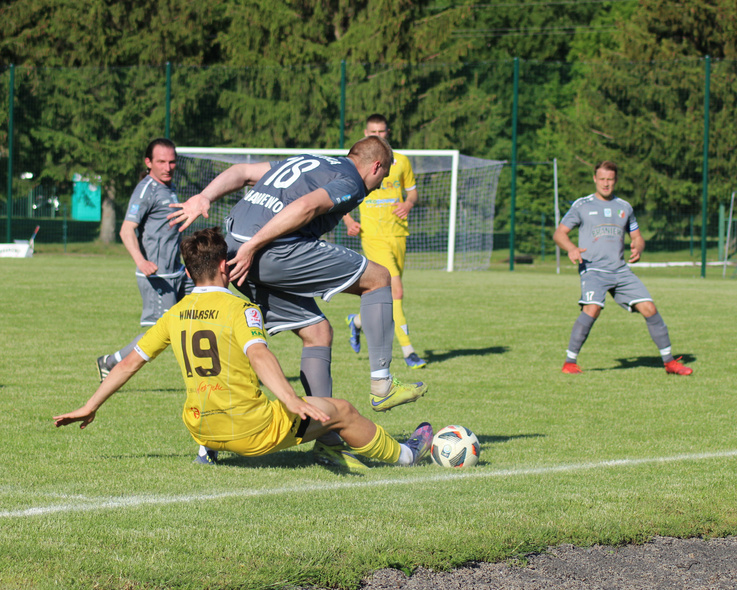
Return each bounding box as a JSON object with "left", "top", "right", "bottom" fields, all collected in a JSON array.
[{"left": 328, "top": 536, "right": 737, "bottom": 590}]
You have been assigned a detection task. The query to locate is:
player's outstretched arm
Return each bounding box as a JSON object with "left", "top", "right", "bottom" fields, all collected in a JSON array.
[
  {"left": 53, "top": 352, "right": 147, "bottom": 429},
  {"left": 167, "top": 194, "right": 212, "bottom": 232},
  {"left": 168, "top": 162, "right": 272, "bottom": 232},
  {"left": 246, "top": 343, "right": 331, "bottom": 423}
]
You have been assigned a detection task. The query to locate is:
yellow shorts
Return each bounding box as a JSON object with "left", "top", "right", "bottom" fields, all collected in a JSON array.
[
  {"left": 190, "top": 399, "right": 309, "bottom": 457},
  {"left": 361, "top": 236, "right": 406, "bottom": 278}
]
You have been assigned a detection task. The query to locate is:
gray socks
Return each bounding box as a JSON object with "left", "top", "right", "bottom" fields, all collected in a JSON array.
[
  {"left": 565, "top": 312, "right": 596, "bottom": 363},
  {"left": 360, "top": 286, "right": 394, "bottom": 380}
]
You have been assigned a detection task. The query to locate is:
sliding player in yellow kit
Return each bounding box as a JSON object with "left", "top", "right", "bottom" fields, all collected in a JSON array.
[
  {"left": 54, "top": 228, "right": 433, "bottom": 469},
  {"left": 343, "top": 114, "right": 427, "bottom": 369}
]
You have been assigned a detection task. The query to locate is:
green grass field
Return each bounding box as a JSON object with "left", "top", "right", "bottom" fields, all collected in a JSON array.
[{"left": 2, "top": 251, "right": 736, "bottom": 590}]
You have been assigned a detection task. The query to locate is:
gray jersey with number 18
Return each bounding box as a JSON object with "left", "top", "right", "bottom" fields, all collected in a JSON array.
[{"left": 228, "top": 154, "right": 366, "bottom": 241}]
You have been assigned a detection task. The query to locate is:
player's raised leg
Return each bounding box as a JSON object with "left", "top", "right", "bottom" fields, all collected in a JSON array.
[{"left": 345, "top": 262, "right": 427, "bottom": 411}]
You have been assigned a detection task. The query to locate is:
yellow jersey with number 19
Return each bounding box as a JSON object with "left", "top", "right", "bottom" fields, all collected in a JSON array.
[
  {"left": 135, "top": 286, "right": 272, "bottom": 442},
  {"left": 358, "top": 152, "right": 416, "bottom": 238}
]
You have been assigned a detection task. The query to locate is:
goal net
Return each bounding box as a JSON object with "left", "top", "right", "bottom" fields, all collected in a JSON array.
[{"left": 174, "top": 148, "right": 505, "bottom": 271}]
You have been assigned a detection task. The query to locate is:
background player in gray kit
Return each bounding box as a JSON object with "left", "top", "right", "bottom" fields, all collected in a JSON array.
[
  {"left": 96, "top": 138, "right": 193, "bottom": 381},
  {"left": 168, "top": 135, "right": 428, "bottom": 471},
  {"left": 553, "top": 160, "right": 693, "bottom": 376}
]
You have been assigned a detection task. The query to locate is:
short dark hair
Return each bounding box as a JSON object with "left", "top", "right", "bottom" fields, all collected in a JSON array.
[
  {"left": 180, "top": 227, "right": 227, "bottom": 284},
  {"left": 145, "top": 137, "right": 176, "bottom": 161},
  {"left": 594, "top": 160, "right": 618, "bottom": 178},
  {"left": 366, "top": 113, "right": 389, "bottom": 127},
  {"left": 348, "top": 135, "right": 393, "bottom": 171}
]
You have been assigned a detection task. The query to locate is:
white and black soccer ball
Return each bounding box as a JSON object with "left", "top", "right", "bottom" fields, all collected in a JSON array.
[{"left": 431, "top": 425, "right": 480, "bottom": 468}]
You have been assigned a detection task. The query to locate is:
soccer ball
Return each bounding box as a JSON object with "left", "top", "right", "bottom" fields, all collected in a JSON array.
[{"left": 430, "top": 425, "right": 480, "bottom": 468}]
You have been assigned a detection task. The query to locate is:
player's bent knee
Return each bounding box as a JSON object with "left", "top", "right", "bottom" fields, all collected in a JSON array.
[
  {"left": 329, "top": 398, "right": 361, "bottom": 424},
  {"left": 362, "top": 261, "right": 391, "bottom": 288}
]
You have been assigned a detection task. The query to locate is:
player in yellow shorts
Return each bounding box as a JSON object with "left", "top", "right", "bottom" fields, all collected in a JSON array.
[
  {"left": 343, "top": 114, "right": 427, "bottom": 369},
  {"left": 54, "top": 227, "right": 433, "bottom": 469}
]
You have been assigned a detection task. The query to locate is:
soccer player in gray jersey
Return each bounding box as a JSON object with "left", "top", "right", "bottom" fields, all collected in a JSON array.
[
  {"left": 168, "top": 136, "right": 428, "bottom": 471},
  {"left": 553, "top": 160, "right": 692, "bottom": 376},
  {"left": 96, "top": 138, "right": 193, "bottom": 381}
]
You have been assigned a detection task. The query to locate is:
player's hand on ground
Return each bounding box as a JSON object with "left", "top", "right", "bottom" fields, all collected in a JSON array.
[
  {"left": 168, "top": 195, "right": 211, "bottom": 232},
  {"left": 392, "top": 201, "right": 413, "bottom": 220},
  {"left": 137, "top": 260, "right": 158, "bottom": 276},
  {"left": 227, "top": 241, "right": 256, "bottom": 286},
  {"left": 568, "top": 247, "right": 586, "bottom": 264},
  {"left": 53, "top": 408, "right": 97, "bottom": 429}
]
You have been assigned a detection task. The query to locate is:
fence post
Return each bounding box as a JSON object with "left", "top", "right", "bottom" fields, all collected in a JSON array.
[
  {"left": 63, "top": 203, "right": 68, "bottom": 253},
  {"left": 509, "top": 57, "right": 519, "bottom": 271},
  {"left": 700, "top": 55, "right": 710, "bottom": 277},
  {"left": 6, "top": 64, "right": 14, "bottom": 243},
  {"left": 339, "top": 60, "right": 346, "bottom": 150},
  {"left": 541, "top": 212, "right": 546, "bottom": 261},
  {"left": 165, "top": 62, "right": 172, "bottom": 139},
  {"left": 718, "top": 203, "right": 725, "bottom": 260}
]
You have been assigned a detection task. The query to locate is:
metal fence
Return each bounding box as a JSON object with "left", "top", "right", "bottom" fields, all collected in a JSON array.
[{"left": 2, "top": 58, "right": 736, "bottom": 270}]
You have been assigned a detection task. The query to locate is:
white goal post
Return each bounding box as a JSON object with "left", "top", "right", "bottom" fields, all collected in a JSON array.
[{"left": 175, "top": 147, "right": 505, "bottom": 272}]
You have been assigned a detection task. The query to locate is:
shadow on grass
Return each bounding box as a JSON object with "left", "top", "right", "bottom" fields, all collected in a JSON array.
[
  {"left": 477, "top": 433, "right": 545, "bottom": 446},
  {"left": 217, "top": 449, "right": 369, "bottom": 476},
  {"left": 423, "top": 345, "right": 510, "bottom": 364},
  {"left": 591, "top": 353, "right": 697, "bottom": 371},
  {"left": 106, "top": 448, "right": 369, "bottom": 476}
]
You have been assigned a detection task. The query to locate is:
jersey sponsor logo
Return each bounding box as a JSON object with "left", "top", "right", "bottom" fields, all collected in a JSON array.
[
  {"left": 129, "top": 204, "right": 140, "bottom": 215},
  {"left": 591, "top": 224, "right": 624, "bottom": 239},
  {"left": 588, "top": 211, "right": 598, "bottom": 215},
  {"left": 245, "top": 307, "right": 263, "bottom": 329},
  {"left": 366, "top": 198, "right": 398, "bottom": 207},
  {"left": 242, "top": 190, "right": 285, "bottom": 213},
  {"left": 604, "top": 208, "right": 612, "bottom": 217},
  {"left": 190, "top": 406, "right": 200, "bottom": 419},
  {"left": 179, "top": 309, "right": 220, "bottom": 320},
  {"left": 381, "top": 180, "right": 402, "bottom": 190}
]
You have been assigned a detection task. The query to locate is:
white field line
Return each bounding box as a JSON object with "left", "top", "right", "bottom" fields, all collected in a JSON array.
[{"left": 4, "top": 449, "right": 737, "bottom": 519}]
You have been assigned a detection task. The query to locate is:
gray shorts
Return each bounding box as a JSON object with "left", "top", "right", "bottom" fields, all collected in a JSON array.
[
  {"left": 136, "top": 269, "right": 193, "bottom": 326},
  {"left": 226, "top": 235, "right": 367, "bottom": 335},
  {"left": 579, "top": 268, "right": 652, "bottom": 312}
]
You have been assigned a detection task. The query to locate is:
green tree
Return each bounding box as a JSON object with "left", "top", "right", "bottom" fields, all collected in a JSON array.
[
  {"left": 0, "top": 0, "right": 229, "bottom": 241},
  {"left": 547, "top": 0, "right": 737, "bottom": 241}
]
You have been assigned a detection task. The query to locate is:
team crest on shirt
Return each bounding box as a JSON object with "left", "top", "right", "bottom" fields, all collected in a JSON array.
[
  {"left": 618, "top": 209, "right": 625, "bottom": 218},
  {"left": 245, "top": 307, "right": 263, "bottom": 329},
  {"left": 604, "top": 208, "right": 612, "bottom": 217}
]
